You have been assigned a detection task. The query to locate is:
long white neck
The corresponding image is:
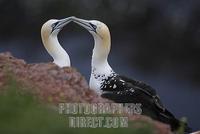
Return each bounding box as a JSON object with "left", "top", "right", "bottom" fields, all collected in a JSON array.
[
  {"left": 43, "top": 35, "right": 71, "bottom": 67},
  {"left": 89, "top": 35, "right": 114, "bottom": 93},
  {"left": 91, "top": 37, "right": 112, "bottom": 73}
]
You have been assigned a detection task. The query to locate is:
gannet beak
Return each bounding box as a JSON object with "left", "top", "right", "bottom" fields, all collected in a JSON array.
[
  {"left": 71, "top": 17, "right": 97, "bottom": 33},
  {"left": 52, "top": 17, "right": 73, "bottom": 33}
]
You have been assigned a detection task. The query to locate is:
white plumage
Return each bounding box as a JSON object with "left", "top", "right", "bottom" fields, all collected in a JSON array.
[{"left": 41, "top": 18, "right": 72, "bottom": 67}]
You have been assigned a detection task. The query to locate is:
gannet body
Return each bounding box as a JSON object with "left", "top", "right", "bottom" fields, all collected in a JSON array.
[{"left": 71, "top": 16, "right": 191, "bottom": 132}]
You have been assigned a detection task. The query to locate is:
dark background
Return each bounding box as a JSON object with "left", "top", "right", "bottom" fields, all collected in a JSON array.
[{"left": 0, "top": 0, "right": 200, "bottom": 131}]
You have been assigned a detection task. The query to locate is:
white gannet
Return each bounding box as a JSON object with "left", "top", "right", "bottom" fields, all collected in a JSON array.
[
  {"left": 71, "top": 17, "right": 191, "bottom": 132},
  {"left": 41, "top": 17, "right": 72, "bottom": 67}
]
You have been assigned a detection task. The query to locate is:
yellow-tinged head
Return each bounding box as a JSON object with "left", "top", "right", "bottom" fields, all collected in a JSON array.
[
  {"left": 71, "top": 17, "right": 111, "bottom": 53},
  {"left": 41, "top": 18, "right": 72, "bottom": 44}
]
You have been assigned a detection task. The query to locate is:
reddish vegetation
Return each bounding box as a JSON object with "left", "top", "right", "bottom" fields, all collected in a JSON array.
[
  {"left": 0, "top": 52, "right": 106, "bottom": 103},
  {"left": 0, "top": 52, "right": 171, "bottom": 134}
]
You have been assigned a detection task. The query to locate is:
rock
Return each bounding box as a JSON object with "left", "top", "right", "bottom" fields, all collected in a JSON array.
[
  {"left": 0, "top": 52, "right": 172, "bottom": 134},
  {"left": 0, "top": 52, "right": 106, "bottom": 103}
]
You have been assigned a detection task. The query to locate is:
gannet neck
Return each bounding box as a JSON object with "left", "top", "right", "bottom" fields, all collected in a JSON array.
[
  {"left": 90, "top": 34, "right": 115, "bottom": 93},
  {"left": 91, "top": 34, "right": 112, "bottom": 72},
  {"left": 42, "top": 34, "right": 71, "bottom": 67}
]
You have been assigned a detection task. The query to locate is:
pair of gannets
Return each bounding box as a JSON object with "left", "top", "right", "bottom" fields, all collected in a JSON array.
[{"left": 41, "top": 16, "right": 191, "bottom": 132}]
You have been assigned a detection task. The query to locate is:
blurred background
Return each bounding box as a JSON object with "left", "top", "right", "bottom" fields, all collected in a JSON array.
[{"left": 0, "top": 0, "right": 200, "bottom": 131}]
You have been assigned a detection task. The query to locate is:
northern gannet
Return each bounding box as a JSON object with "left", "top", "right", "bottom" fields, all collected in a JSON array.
[
  {"left": 41, "top": 17, "right": 72, "bottom": 67},
  {"left": 71, "top": 17, "right": 191, "bottom": 132}
]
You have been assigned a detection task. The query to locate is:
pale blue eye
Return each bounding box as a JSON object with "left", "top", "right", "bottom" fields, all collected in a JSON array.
[
  {"left": 89, "top": 23, "right": 97, "bottom": 30},
  {"left": 51, "top": 22, "right": 59, "bottom": 28}
]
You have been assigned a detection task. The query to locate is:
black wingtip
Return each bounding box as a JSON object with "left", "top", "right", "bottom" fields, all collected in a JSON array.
[{"left": 157, "top": 109, "right": 192, "bottom": 133}]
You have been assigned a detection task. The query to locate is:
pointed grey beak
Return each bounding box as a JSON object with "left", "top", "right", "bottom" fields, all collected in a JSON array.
[
  {"left": 52, "top": 17, "right": 73, "bottom": 33},
  {"left": 71, "top": 16, "right": 97, "bottom": 33}
]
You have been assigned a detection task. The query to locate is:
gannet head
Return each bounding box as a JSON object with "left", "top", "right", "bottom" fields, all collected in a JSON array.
[
  {"left": 71, "top": 17, "right": 109, "bottom": 36},
  {"left": 41, "top": 17, "right": 72, "bottom": 67},
  {"left": 41, "top": 18, "right": 72, "bottom": 38},
  {"left": 71, "top": 17, "right": 111, "bottom": 53}
]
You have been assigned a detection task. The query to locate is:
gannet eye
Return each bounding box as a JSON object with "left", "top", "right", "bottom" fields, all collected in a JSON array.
[
  {"left": 51, "top": 22, "right": 59, "bottom": 28},
  {"left": 89, "top": 23, "right": 97, "bottom": 30}
]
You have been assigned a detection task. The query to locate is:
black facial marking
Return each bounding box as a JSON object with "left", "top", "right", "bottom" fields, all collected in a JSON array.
[
  {"left": 51, "top": 22, "right": 59, "bottom": 29},
  {"left": 89, "top": 23, "right": 97, "bottom": 29},
  {"left": 51, "top": 21, "right": 63, "bottom": 33},
  {"left": 89, "top": 22, "right": 97, "bottom": 32},
  {"left": 51, "top": 21, "right": 60, "bottom": 33}
]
